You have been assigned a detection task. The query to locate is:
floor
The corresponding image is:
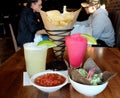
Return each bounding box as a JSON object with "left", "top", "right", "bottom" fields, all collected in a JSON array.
[{"left": 0, "top": 34, "right": 15, "bottom": 65}]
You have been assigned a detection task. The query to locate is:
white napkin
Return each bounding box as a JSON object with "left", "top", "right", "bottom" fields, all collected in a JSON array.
[
  {"left": 23, "top": 72, "right": 31, "bottom": 86},
  {"left": 34, "top": 34, "right": 43, "bottom": 44}
]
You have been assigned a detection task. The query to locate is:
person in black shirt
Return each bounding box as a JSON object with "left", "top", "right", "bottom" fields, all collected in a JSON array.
[{"left": 17, "top": 0, "right": 48, "bottom": 47}]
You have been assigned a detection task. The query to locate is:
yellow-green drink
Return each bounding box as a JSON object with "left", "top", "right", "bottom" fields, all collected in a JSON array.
[{"left": 24, "top": 42, "right": 47, "bottom": 77}]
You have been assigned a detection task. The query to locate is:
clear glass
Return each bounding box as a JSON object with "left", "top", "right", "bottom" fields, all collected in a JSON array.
[{"left": 24, "top": 42, "right": 47, "bottom": 77}]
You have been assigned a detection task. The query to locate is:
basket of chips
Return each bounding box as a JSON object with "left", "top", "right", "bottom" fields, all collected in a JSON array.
[{"left": 40, "top": 6, "right": 81, "bottom": 70}]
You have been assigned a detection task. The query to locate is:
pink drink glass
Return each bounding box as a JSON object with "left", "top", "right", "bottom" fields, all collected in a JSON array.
[{"left": 65, "top": 34, "right": 87, "bottom": 68}]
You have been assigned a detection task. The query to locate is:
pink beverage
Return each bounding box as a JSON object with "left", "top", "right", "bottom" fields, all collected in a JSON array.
[{"left": 65, "top": 34, "right": 87, "bottom": 68}]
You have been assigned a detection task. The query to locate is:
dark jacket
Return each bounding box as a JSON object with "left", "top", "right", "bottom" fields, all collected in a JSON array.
[{"left": 17, "top": 7, "right": 44, "bottom": 47}]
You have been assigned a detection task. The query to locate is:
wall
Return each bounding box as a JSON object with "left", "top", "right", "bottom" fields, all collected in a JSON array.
[
  {"left": 106, "top": 0, "right": 120, "bottom": 12},
  {"left": 105, "top": 0, "right": 120, "bottom": 47}
]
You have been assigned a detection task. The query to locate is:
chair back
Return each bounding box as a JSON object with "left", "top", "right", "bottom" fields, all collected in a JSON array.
[
  {"left": 109, "top": 11, "right": 120, "bottom": 48},
  {"left": 9, "top": 23, "right": 20, "bottom": 52}
]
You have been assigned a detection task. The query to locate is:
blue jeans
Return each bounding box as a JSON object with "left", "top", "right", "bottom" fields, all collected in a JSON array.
[{"left": 42, "top": 34, "right": 49, "bottom": 40}]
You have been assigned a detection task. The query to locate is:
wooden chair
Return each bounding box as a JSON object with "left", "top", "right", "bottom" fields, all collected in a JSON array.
[
  {"left": 9, "top": 23, "right": 21, "bottom": 52},
  {"left": 109, "top": 11, "right": 120, "bottom": 48},
  {"left": 117, "top": 32, "right": 120, "bottom": 49}
]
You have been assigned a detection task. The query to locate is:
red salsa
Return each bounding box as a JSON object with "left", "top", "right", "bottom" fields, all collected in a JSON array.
[{"left": 34, "top": 73, "right": 66, "bottom": 87}]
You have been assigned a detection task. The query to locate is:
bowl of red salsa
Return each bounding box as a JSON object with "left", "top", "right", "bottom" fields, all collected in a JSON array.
[{"left": 30, "top": 70, "right": 68, "bottom": 92}]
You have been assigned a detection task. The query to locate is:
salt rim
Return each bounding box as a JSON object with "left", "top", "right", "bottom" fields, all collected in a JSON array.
[{"left": 23, "top": 42, "right": 48, "bottom": 50}]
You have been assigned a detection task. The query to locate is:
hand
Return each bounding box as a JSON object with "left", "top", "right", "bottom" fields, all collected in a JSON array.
[{"left": 36, "top": 29, "right": 47, "bottom": 34}]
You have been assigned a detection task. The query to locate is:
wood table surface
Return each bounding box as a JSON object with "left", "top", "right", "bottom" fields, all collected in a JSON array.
[{"left": 0, "top": 47, "right": 120, "bottom": 98}]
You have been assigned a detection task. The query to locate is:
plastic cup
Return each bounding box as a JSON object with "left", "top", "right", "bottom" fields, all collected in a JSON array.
[
  {"left": 23, "top": 42, "right": 48, "bottom": 77},
  {"left": 65, "top": 34, "right": 87, "bottom": 68}
]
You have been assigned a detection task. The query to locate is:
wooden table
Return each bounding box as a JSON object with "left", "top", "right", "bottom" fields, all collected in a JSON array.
[{"left": 0, "top": 47, "right": 120, "bottom": 98}]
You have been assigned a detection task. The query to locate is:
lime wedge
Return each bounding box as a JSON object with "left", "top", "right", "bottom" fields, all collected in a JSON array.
[
  {"left": 37, "top": 40, "right": 57, "bottom": 48},
  {"left": 81, "top": 34, "right": 97, "bottom": 45}
]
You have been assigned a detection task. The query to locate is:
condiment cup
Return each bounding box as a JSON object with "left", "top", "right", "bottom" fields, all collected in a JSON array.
[{"left": 30, "top": 70, "right": 68, "bottom": 93}]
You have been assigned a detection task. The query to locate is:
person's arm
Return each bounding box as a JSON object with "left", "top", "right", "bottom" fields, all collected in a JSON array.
[
  {"left": 75, "top": 15, "right": 92, "bottom": 27},
  {"left": 75, "top": 20, "right": 89, "bottom": 26},
  {"left": 92, "top": 14, "right": 106, "bottom": 39},
  {"left": 36, "top": 29, "right": 47, "bottom": 34}
]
